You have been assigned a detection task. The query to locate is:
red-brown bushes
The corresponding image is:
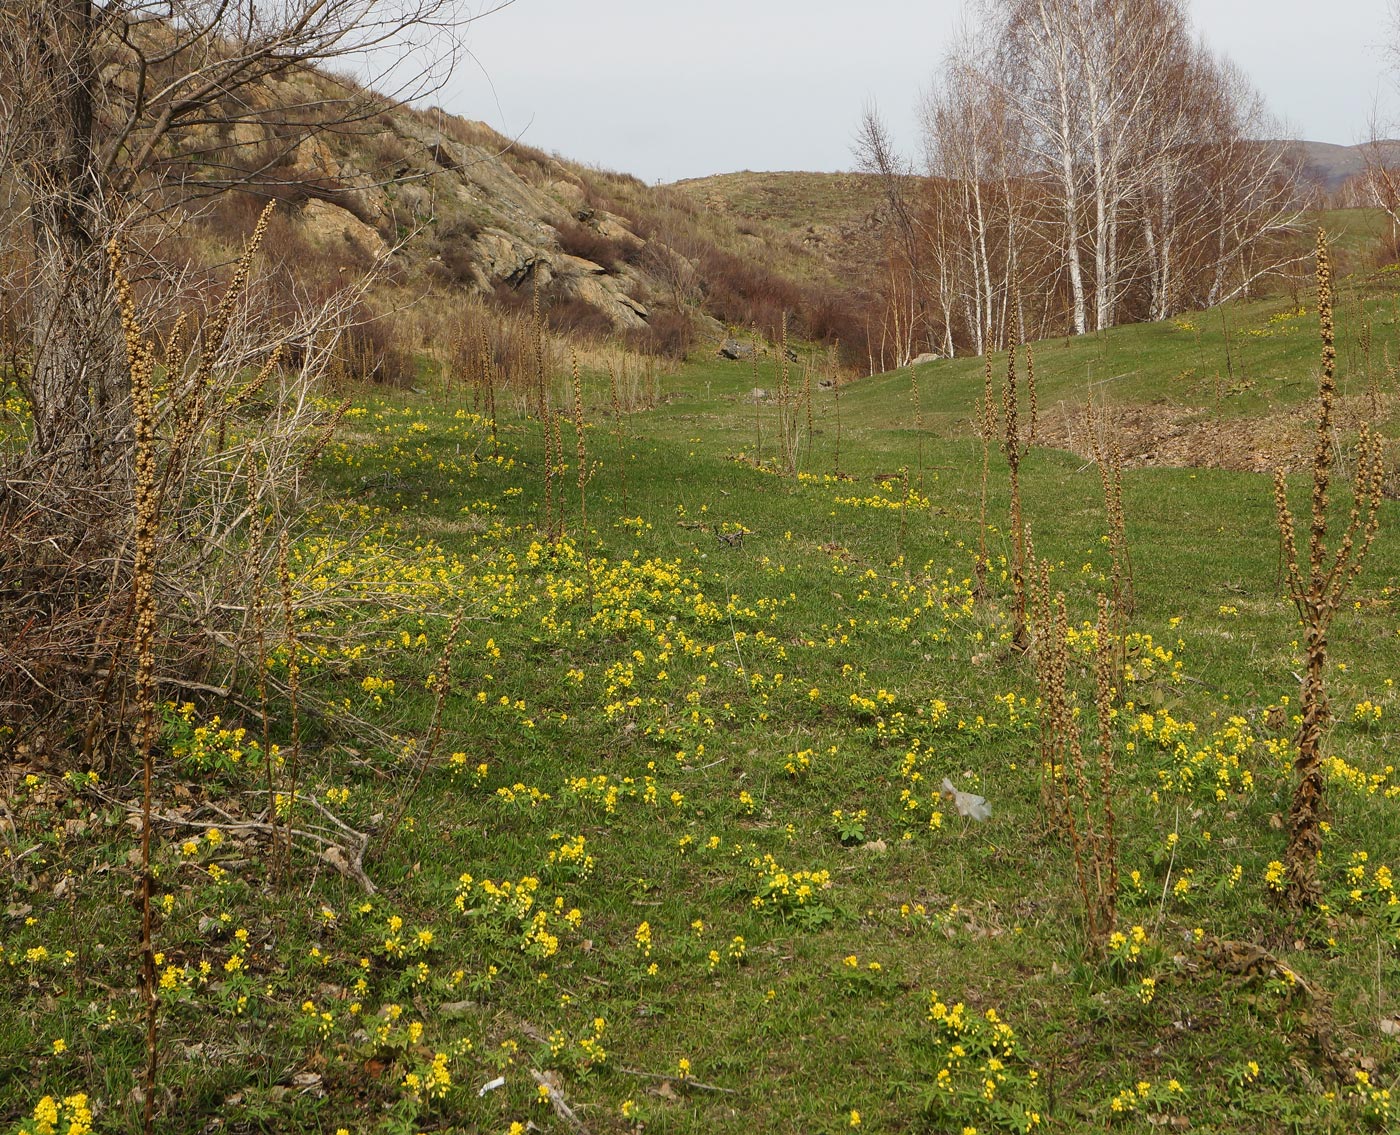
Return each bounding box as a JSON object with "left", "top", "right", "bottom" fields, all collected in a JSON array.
[
  {"left": 625, "top": 308, "right": 694, "bottom": 360},
  {"left": 340, "top": 308, "right": 418, "bottom": 387},
  {"left": 543, "top": 295, "right": 616, "bottom": 338},
  {"left": 801, "top": 285, "right": 876, "bottom": 368},
  {"left": 432, "top": 217, "right": 488, "bottom": 284},
  {"left": 554, "top": 220, "right": 624, "bottom": 273},
  {"left": 697, "top": 246, "right": 803, "bottom": 340},
  {"left": 450, "top": 297, "right": 540, "bottom": 392}
]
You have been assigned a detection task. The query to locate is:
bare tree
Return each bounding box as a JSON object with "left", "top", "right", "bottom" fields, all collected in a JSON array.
[
  {"left": 855, "top": 102, "right": 930, "bottom": 368},
  {"left": 904, "top": 0, "right": 1299, "bottom": 346},
  {"left": 992, "top": 0, "right": 1092, "bottom": 334},
  {"left": 2, "top": 0, "right": 494, "bottom": 493}
]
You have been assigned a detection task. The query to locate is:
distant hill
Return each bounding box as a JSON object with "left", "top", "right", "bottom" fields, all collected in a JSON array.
[{"left": 1291, "top": 140, "right": 1400, "bottom": 193}]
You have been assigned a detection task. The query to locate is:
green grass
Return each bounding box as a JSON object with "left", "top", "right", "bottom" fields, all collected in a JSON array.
[{"left": 3, "top": 276, "right": 1400, "bottom": 1134}]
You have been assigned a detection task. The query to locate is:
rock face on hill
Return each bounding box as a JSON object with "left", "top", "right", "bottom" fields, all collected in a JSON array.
[{"left": 237, "top": 102, "right": 662, "bottom": 329}]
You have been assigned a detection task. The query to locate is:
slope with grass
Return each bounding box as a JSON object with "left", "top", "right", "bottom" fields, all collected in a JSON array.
[
  {"left": 172, "top": 94, "right": 873, "bottom": 378},
  {"left": 670, "top": 170, "right": 890, "bottom": 278},
  {"left": 2, "top": 262, "right": 1399, "bottom": 1135}
]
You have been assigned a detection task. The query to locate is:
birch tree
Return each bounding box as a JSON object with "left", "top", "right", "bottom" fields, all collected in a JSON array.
[{"left": 906, "top": 0, "right": 1299, "bottom": 347}]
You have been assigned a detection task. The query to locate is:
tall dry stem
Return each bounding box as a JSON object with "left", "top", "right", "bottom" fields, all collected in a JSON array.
[
  {"left": 974, "top": 351, "right": 997, "bottom": 599},
  {"left": 549, "top": 408, "right": 565, "bottom": 544},
  {"left": 1033, "top": 561, "right": 1067, "bottom": 830},
  {"left": 1026, "top": 344, "right": 1038, "bottom": 443},
  {"left": 777, "top": 314, "right": 797, "bottom": 476},
  {"left": 375, "top": 612, "right": 461, "bottom": 858},
  {"left": 479, "top": 329, "right": 499, "bottom": 457},
  {"left": 245, "top": 456, "right": 274, "bottom": 835},
  {"left": 1003, "top": 342, "right": 1029, "bottom": 650},
  {"left": 910, "top": 366, "right": 924, "bottom": 488},
  {"left": 1274, "top": 229, "right": 1385, "bottom": 908},
  {"left": 110, "top": 238, "right": 161, "bottom": 1135},
  {"left": 1087, "top": 400, "right": 1135, "bottom": 629},
  {"left": 571, "top": 352, "right": 590, "bottom": 535},
  {"left": 608, "top": 362, "right": 628, "bottom": 505},
  {"left": 1038, "top": 588, "right": 1119, "bottom": 952},
  {"left": 832, "top": 362, "right": 843, "bottom": 476},
  {"left": 803, "top": 359, "right": 815, "bottom": 470},
  {"left": 541, "top": 391, "right": 557, "bottom": 540},
  {"left": 276, "top": 530, "right": 302, "bottom": 888}
]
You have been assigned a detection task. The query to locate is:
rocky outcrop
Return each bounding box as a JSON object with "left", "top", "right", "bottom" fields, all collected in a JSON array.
[
  {"left": 268, "top": 106, "right": 659, "bottom": 331},
  {"left": 298, "top": 198, "right": 388, "bottom": 261}
]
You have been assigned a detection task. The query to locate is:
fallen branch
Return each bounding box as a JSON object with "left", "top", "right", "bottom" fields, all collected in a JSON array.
[
  {"left": 529, "top": 1069, "right": 589, "bottom": 1133},
  {"left": 89, "top": 787, "right": 376, "bottom": 893},
  {"left": 618, "top": 1068, "right": 738, "bottom": 1095}
]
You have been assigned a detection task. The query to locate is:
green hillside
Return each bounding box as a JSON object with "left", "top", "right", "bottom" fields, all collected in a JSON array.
[{"left": 3, "top": 253, "right": 1398, "bottom": 1134}]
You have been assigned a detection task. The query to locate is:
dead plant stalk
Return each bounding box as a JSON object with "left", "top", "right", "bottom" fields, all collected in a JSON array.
[
  {"left": 1003, "top": 342, "right": 1030, "bottom": 650},
  {"left": 110, "top": 238, "right": 161, "bottom": 1135},
  {"left": 1274, "top": 229, "right": 1384, "bottom": 909}
]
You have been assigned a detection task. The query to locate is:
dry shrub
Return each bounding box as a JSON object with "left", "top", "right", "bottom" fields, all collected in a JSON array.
[
  {"left": 0, "top": 206, "right": 356, "bottom": 767},
  {"left": 339, "top": 304, "right": 418, "bottom": 387},
  {"left": 697, "top": 246, "right": 803, "bottom": 340},
  {"left": 488, "top": 281, "right": 620, "bottom": 345},
  {"left": 802, "top": 285, "right": 876, "bottom": 366},
  {"left": 544, "top": 295, "right": 616, "bottom": 339},
  {"left": 554, "top": 220, "right": 623, "bottom": 273},
  {"left": 419, "top": 111, "right": 502, "bottom": 149},
  {"left": 431, "top": 217, "right": 488, "bottom": 285},
  {"left": 450, "top": 295, "right": 541, "bottom": 393},
  {"left": 625, "top": 308, "right": 694, "bottom": 360}
]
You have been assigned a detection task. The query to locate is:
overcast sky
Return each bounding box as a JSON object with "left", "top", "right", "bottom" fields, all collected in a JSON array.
[{"left": 435, "top": 0, "right": 1394, "bottom": 184}]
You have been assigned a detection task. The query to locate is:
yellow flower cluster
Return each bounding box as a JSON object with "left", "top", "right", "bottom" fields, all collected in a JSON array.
[
  {"left": 17, "top": 1093, "right": 92, "bottom": 1135},
  {"left": 748, "top": 854, "right": 833, "bottom": 914}
]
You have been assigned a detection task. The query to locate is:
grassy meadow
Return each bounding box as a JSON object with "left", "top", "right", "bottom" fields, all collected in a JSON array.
[{"left": 3, "top": 257, "right": 1400, "bottom": 1134}]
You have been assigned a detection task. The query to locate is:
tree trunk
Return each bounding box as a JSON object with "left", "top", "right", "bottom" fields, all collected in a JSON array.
[{"left": 24, "top": 0, "right": 130, "bottom": 490}]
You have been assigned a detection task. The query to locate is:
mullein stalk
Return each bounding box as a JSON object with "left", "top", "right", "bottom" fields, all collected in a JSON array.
[
  {"left": 832, "top": 364, "right": 843, "bottom": 477},
  {"left": 1026, "top": 344, "right": 1038, "bottom": 444},
  {"left": 571, "top": 352, "right": 589, "bottom": 535},
  {"left": 246, "top": 457, "right": 274, "bottom": 841},
  {"left": 910, "top": 366, "right": 924, "bottom": 489},
  {"left": 1003, "top": 342, "right": 1029, "bottom": 651},
  {"left": 480, "top": 329, "right": 498, "bottom": 457},
  {"left": 974, "top": 351, "right": 995, "bottom": 599},
  {"left": 375, "top": 612, "right": 461, "bottom": 857},
  {"left": 1276, "top": 229, "right": 1385, "bottom": 908},
  {"left": 803, "top": 359, "right": 815, "bottom": 471},
  {"left": 277, "top": 530, "right": 302, "bottom": 888},
  {"left": 1092, "top": 593, "right": 1119, "bottom": 938},
  {"left": 608, "top": 362, "right": 627, "bottom": 505},
  {"left": 777, "top": 314, "right": 794, "bottom": 476},
  {"left": 751, "top": 339, "right": 763, "bottom": 465},
  {"left": 110, "top": 239, "right": 161, "bottom": 1135}
]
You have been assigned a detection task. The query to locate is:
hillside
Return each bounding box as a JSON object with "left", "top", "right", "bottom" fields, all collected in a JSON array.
[
  {"left": 8, "top": 23, "right": 1400, "bottom": 1130},
  {"left": 173, "top": 99, "right": 872, "bottom": 375},
  {"left": 1296, "top": 139, "right": 1400, "bottom": 193},
  {"left": 5, "top": 258, "right": 1399, "bottom": 1133},
  {"left": 670, "top": 170, "right": 890, "bottom": 277},
  {"left": 173, "top": 79, "right": 1397, "bottom": 381}
]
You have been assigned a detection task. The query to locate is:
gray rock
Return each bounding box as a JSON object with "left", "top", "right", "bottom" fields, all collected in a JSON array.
[{"left": 718, "top": 338, "right": 756, "bottom": 360}]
